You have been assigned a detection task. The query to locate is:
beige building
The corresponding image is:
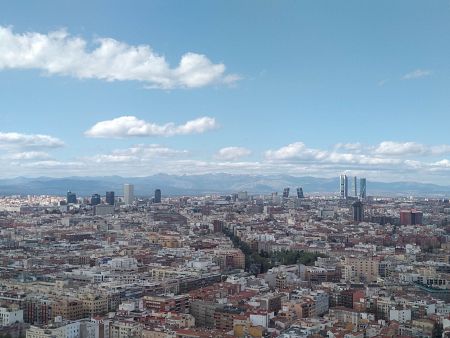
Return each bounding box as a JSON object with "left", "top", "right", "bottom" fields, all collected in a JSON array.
[
  {"left": 52, "top": 299, "right": 85, "bottom": 321},
  {"left": 82, "top": 294, "right": 108, "bottom": 317},
  {"left": 110, "top": 320, "right": 142, "bottom": 338},
  {"left": 344, "top": 256, "right": 379, "bottom": 283}
]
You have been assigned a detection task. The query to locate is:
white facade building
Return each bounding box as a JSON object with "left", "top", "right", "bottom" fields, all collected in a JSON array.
[{"left": 0, "top": 306, "right": 23, "bottom": 326}]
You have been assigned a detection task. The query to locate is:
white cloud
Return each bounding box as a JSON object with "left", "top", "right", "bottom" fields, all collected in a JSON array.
[
  {"left": 374, "top": 141, "right": 450, "bottom": 157},
  {"left": 215, "top": 147, "right": 251, "bottom": 161},
  {"left": 402, "top": 69, "right": 431, "bottom": 80},
  {"left": 0, "top": 132, "right": 63, "bottom": 170},
  {"left": 374, "top": 141, "right": 427, "bottom": 156},
  {"left": 0, "top": 25, "right": 239, "bottom": 89},
  {"left": 431, "top": 159, "right": 450, "bottom": 168},
  {"left": 334, "top": 142, "right": 363, "bottom": 153},
  {"left": 430, "top": 145, "right": 450, "bottom": 156},
  {"left": 265, "top": 142, "right": 327, "bottom": 161},
  {"left": 85, "top": 116, "right": 218, "bottom": 138},
  {"left": 87, "top": 144, "right": 188, "bottom": 163},
  {"left": 19, "top": 160, "right": 85, "bottom": 169},
  {"left": 6, "top": 151, "right": 52, "bottom": 160},
  {"left": 114, "top": 144, "right": 188, "bottom": 157},
  {"left": 0, "top": 132, "right": 64, "bottom": 149},
  {"left": 266, "top": 142, "right": 411, "bottom": 166},
  {"left": 3, "top": 139, "right": 450, "bottom": 184}
]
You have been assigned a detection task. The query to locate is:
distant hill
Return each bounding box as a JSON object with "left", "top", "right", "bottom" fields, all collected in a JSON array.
[{"left": 0, "top": 174, "right": 449, "bottom": 197}]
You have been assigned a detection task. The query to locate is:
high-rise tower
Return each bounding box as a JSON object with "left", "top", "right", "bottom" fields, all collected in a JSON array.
[
  {"left": 296, "top": 187, "right": 304, "bottom": 199},
  {"left": 90, "top": 194, "right": 101, "bottom": 206},
  {"left": 359, "top": 178, "right": 367, "bottom": 199},
  {"left": 123, "top": 184, "right": 134, "bottom": 205},
  {"left": 106, "top": 191, "right": 115, "bottom": 205},
  {"left": 352, "top": 201, "right": 364, "bottom": 222},
  {"left": 154, "top": 189, "right": 161, "bottom": 203},
  {"left": 67, "top": 191, "right": 77, "bottom": 204},
  {"left": 340, "top": 175, "right": 348, "bottom": 199}
]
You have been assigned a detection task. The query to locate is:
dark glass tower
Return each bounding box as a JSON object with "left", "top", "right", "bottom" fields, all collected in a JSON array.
[
  {"left": 106, "top": 191, "right": 115, "bottom": 205},
  {"left": 67, "top": 191, "right": 77, "bottom": 204},
  {"left": 359, "top": 178, "right": 367, "bottom": 199},
  {"left": 154, "top": 189, "right": 161, "bottom": 203},
  {"left": 91, "top": 194, "right": 101, "bottom": 206},
  {"left": 352, "top": 201, "right": 364, "bottom": 222}
]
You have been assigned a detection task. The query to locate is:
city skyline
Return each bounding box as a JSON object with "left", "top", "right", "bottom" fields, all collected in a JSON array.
[{"left": 1, "top": 1, "right": 450, "bottom": 184}]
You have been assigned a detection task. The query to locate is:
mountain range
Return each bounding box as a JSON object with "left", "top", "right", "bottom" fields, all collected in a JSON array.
[{"left": 0, "top": 174, "right": 449, "bottom": 197}]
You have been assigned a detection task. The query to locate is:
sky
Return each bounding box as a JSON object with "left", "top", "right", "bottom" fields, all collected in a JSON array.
[{"left": 0, "top": 0, "right": 450, "bottom": 183}]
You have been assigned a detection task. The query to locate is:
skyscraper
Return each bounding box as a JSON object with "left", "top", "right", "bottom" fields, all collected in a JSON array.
[
  {"left": 154, "top": 189, "right": 161, "bottom": 203},
  {"left": 296, "top": 187, "right": 304, "bottom": 198},
  {"left": 106, "top": 191, "right": 115, "bottom": 205},
  {"left": 352, "top": 201, "right": 364, "bottom": 222},
  {"left": 359, "top": 178, "right": 367, "bottom": 199},
  {"left": 123, "top": 184, "right": 134, "bottom": 205},
  {"left": 91, "top": 194, "right": 101, "bottom": 206},
  {"left": 67, "top": 191, "right": 77, "bottom": 204},
  {"left": 353, "top": 176, "right": 357, "bottom": 197},
  {"left": 282, "top": 187, "right": 290, "bottom": 198},
  {"left": 339, "top": 175, "right": 348, "bottom": 199}
]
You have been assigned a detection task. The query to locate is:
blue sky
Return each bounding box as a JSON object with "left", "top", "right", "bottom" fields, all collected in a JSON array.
[{"left": 0, "top": 0, "right": 450, "bottom": 183}]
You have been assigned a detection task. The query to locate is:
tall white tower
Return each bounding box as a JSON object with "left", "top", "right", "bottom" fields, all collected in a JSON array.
[{"left": 123, "top": 184, "right": 135, "bottom": 205}]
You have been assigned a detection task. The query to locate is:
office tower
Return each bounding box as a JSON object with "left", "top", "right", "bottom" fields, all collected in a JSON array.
[
  {"left": 400, "top": 209, "right": 423, "bottom": 225},
  {"left": 359, "top": 178, "right": 367, "bottom": 199},
  {"left": 282, "top": 187, "right": 290, "bottom": 198},
  {"left": 352, "top": 201, "right": 364, "bottom": 222},
  {"left": 90, "top": 194, "right": 101, "bottom": 206},
  {"left": 154, "top": 189, "right": 161, "bottom": 203},
  {"left": 237, "top": 191, "right": 248, "bottom": 201},
  {"left": 297, "top": 187, "right": 304, "bottom": 198},
  {"left": 339, "top": 174, "right": 348, "bottom": 199},
  {"left": 106, "top": 191, "right": 115, "bottom": 205},
  {"left": 123, "top": 184, "right": 134, "bottom": 205},
  {"left": 67, "top": 191, "right": 77, "bottom": 204},
  {"left": 353, "top": 176, "right": 357, "bottom": 197}
]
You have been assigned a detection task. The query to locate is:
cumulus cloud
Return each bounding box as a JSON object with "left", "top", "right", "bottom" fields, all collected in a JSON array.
[
  {"left": 431, "top": 159, "right": 450, "bottom": 168},
  {"left": 402, "top": 69, "right": 431, "bottom": 80},
  {"left": 0, "top": 132, "right": 64, "bottom": 170},
  {"left": 114, "top": 144, "right": 187, "bottom": 157},
  {"left": 265, "top": 142, "right": 328, "bottom": 161},
  {"left": 374, "top": 141, "right": 427, "bottom": 156},
  {"left": 0, "top": 132, "right": 64, "bottom": 149},
  {"left": 19, "top": 160, "right": 85, "bottom": 169},
  {"left": 87, "top": 144, "right": 188, "bottom": 163},
  {"left": 373, "top": 141, "right": 450, "bottom": 157},
  {"left": 215, "top": 147, "right": 251, "bottom": 161},
  {"left": 430, "top": 145, "right": 450, "bottom": 156},
  {"left": 85, "top": 116, "right": 218, "bottom": 138},
  {"left": 6, "top": 151, "right": 52, "bottom": 160},
  {"left": 267, "top": 142, "right": 413, "bottom": 166},
  {"left": 334, "top": 143, "right": 363, "bottom": 153},
  {"left": 3, "top": 138, "right": 450, "bottom": 183},
  {"left": 0, "top": 25, "right": 239, "bottom": 89}
]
